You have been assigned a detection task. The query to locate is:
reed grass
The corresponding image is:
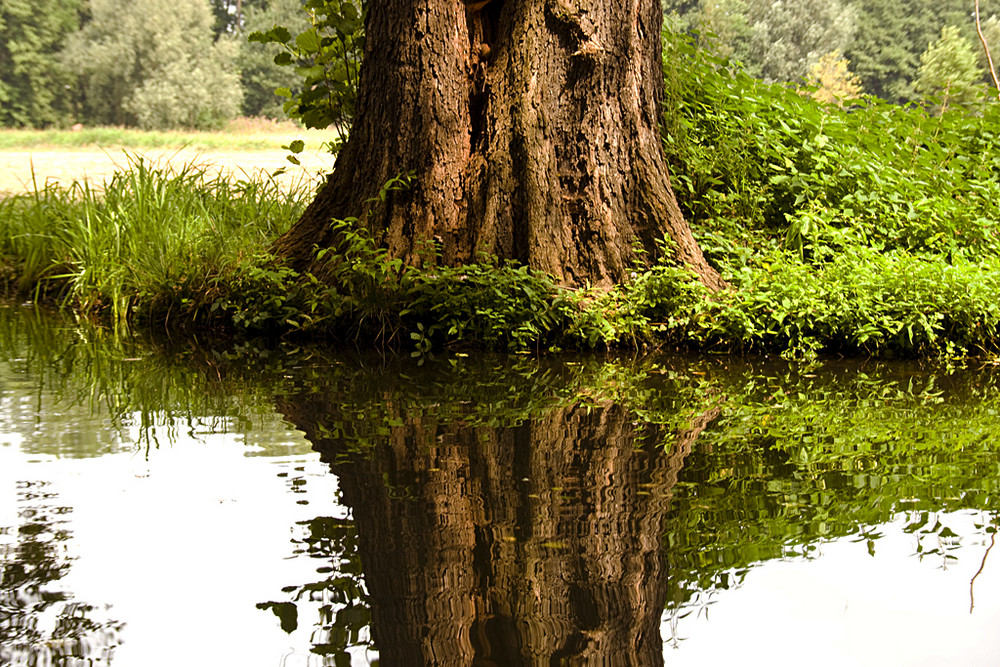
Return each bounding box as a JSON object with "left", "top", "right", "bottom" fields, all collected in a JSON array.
[{"left": 0, "top": 155, "right": 310, "bottom": 327}]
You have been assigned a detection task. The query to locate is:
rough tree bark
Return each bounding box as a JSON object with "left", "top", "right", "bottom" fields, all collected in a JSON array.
[{"left": 274, "top": 0, "right": 725, "bottom": 290}]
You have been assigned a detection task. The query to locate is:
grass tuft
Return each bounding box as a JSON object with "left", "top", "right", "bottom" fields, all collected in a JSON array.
[{"left": 0, "top": 155, "right": 309, "bottom": 327}]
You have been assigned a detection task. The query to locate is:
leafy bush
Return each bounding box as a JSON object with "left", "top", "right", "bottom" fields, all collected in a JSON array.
[
  {"left": 661, "top": 32, "right": 1000, "bottom": 270},
  {"left": 248, "top": 0, "right": 364, "bottom": 142},
  {"left": 127, "top": 42, "right": 244, "bottom": 130}
]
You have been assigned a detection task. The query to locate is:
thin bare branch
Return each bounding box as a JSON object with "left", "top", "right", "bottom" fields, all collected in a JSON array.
[
  {"left": 970, "top": 528, "right": 997, "bottom": 613},
  {"left": 975, "top": 0, "right": 1000, "bottom": 101}
]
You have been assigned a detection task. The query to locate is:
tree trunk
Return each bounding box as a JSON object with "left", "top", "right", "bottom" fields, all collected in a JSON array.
[{"left": 273, "top": 0, "right": 725, "bottom": 290}]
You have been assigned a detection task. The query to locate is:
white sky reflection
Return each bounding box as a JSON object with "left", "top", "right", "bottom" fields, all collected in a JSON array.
[
  {"left": 665, "top": 511, "right": 1000, "bottom": 666},
  {"left": 1, "top": 425, "right": 347, "bottom": 667}
]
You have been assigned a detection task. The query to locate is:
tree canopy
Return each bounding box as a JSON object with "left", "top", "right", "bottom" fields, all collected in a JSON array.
[
  {"left": 915, "top": 24, "right": 984, "bottom": 112},
  {"left": 61, "top": 0, "right": 243, "bottom": 129},
  {"left": 0, "top": 0, "right": 84, "bottom": 126},
  {"left": 667, "top": 0, "right": 998, "bottom": 104},
  {"left": 3, "top": 0, "right": 1000, "bottom": 129}
]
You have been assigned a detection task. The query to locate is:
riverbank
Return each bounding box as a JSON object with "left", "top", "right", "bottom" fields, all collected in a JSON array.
[
  {"left": 2, "top": 158, "right": 1000, "bottom": 360},
  {"left": 4, "top": 40, "right": 1000, "bottom": 359}
]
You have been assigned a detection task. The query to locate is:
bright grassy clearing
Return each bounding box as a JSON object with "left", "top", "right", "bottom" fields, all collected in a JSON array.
[
  {"left": 0, "top": 118, "right": 336, "bottom": 152},
  {"left": 0, "top": 118, "right": 338, "bottom": 195},
  {"left": 0, "top": 148, "right": 335, "bottom": 196}
]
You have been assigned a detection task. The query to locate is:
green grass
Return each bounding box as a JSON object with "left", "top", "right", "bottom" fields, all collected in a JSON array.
[
  {"left": 3, "top": 151, "right": 1000, "bottom": 358},
  {"left": 5, "top": 35, "right": 1000, "bottom": 358},
  {"left": 0, "top": 155, "right": 309, "bottom": 327}
]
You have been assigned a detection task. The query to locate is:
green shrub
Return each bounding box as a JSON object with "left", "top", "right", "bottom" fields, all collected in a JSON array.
[{"left": 661, "top": 32, "right": 1000, "bottom": 271}]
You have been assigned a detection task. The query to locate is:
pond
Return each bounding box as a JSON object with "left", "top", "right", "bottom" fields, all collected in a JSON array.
[{"left": 2, "top": 304, "right": 1000, "bottom": 666}]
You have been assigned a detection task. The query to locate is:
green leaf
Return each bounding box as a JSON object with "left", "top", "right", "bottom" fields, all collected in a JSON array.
[
  {"left": 272, "top": 26, "right": 292, "bottom": 44},
  {"left": 296, "top": 29, "right": 321, "bottom": 53}
]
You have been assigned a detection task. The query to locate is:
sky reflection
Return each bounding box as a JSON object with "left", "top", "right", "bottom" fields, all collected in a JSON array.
[{"left": 666, "top": 511, "right": 1000, "bottom": 666}]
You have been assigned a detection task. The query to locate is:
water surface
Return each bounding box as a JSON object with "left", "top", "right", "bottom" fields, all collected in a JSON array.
[{"left": 2, "top": 305, "right": 999, "bottom": 665}]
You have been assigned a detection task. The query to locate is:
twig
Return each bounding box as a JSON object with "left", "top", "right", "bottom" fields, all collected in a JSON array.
[
  {"left": 970, "top": 529, "right": 997, "bottom": 613},
  {"left": 975, "top": 0, "right": 1000, "bottom": 102}
]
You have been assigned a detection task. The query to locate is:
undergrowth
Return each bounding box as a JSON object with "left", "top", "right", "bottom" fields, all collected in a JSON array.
[{"left": 4, "top": 32, "right": 1000, "bottom": 359}]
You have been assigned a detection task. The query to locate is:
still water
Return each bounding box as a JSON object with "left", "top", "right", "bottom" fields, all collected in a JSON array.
[{"left": 2, "top": 304, "right": 1000, "bottom": 666}]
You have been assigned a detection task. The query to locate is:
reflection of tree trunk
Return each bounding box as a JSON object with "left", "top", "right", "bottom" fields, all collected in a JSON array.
[{"left": 283, "top": 397, "right": 718, "bottom": 666}]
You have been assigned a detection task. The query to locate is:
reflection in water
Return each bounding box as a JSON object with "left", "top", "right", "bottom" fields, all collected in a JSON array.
[
  {"left": 0, "top": 304, "right": 313, "bottom": 459},
  {"left": 6, "top": 306, "right": 1000, "bottom": 664},
  {"left": 259, "top": 514, "right": 372, "bottom": 660},
  {"left": 274, "top": 359, "right": 718, "bottom": 665},
  {"left": 0, "top": 480, "right": 122, "bottom": 665},
  {"left": 266, "top": 356, "right": 1000, "bottom": 665}
]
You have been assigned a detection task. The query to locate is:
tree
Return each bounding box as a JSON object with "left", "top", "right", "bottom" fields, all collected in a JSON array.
[
  {"left": 846, "top": 0, "right": 974, "bottom": 104},
  {"left": 0, "top": 0, "right": 84, "bottom": 127},
  {"left": 976, "top": 13, "right": 1000, "bottom": 82},
  {"left": 210, "top": 0, "right": 248, "bottom": 37},
  {"left": 743, "top": 0, "right": 857, "bottom": 84},
  {"left": 663, "top": 0, "right": 856, "bottom": 84},
  {"left": 238, "top": 0, "right": 312, "bottom": 118},
  {"left": 806, "top": 50, "right": 862, "bottom": 106},
  {"left": 61, "top": 0, "right": 244, "bottom": 129},
  {"left": 686, "top": 0, "right": 752, "bottom": 61},
  {"left": 274, "top": 0, "right": 724, "bottom": 291},
  {"left": 915, "top": 25, "right": 985, "bottom": 113}
]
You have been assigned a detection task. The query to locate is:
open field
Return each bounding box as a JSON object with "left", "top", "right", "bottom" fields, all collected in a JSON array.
[
  {"left": 0, "top": 118, "right": 331, "bottom": 150},
  {"left": 0, "top": 147, "right": 335, "bottom": 195},
  {"left": 0, "top": 121, "right": 337, "bottom": 195}
]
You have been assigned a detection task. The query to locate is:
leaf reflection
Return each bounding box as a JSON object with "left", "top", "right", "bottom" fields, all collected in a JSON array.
[{"left": 0, "top": 481, "right": 123, "bottom": 666}]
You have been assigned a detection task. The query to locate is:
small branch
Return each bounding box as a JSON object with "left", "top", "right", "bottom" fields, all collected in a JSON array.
[
  {"left": 975, "top": 0, "right": 1000, "bottom": 102},
  {"left": 970, "top": 528, "right": 997, "bottom": 613}
]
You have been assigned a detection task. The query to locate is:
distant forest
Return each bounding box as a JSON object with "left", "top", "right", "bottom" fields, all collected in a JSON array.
[{"left": 1, "top": 0, "right": 999, "bottom": 129}]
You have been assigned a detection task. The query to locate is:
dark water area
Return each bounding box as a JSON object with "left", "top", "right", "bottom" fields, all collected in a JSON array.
[{"left": 2, "top": 304, "right": 1000, "bottom": 666}]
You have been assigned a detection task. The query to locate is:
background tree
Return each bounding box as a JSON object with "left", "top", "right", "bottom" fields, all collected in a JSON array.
[
  {"left": 274, "top": 0, "right": 724, "bottom": 290},
  {"left": 61, "top": 0, "right": 243, "bottom": 129},
  {"left": 684, "top": 0, "right": 751, "bottom": 60},
  {"left": 915, "top": 25, "right": 985, "bottom": 113},
  {"left": 0, "top": 0, "right": 85, "bottom": 127},
  {"left": 743, "top": 0, "right": 857, "bottom": 83},
  {"left": 210, "top": 0, "right": 250, "bottom": 37},
  {"left": 806, "top": 50, "right": 863, "bottom": 106},
  {"left": 664, "top": 0, "right": 856, "bottom": 83},
  {"left": 238, "top": 0, "right": 312, "bottom": 118},
  {"left": 846, "top": 0, "right": 974, "bottom": 103}
]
